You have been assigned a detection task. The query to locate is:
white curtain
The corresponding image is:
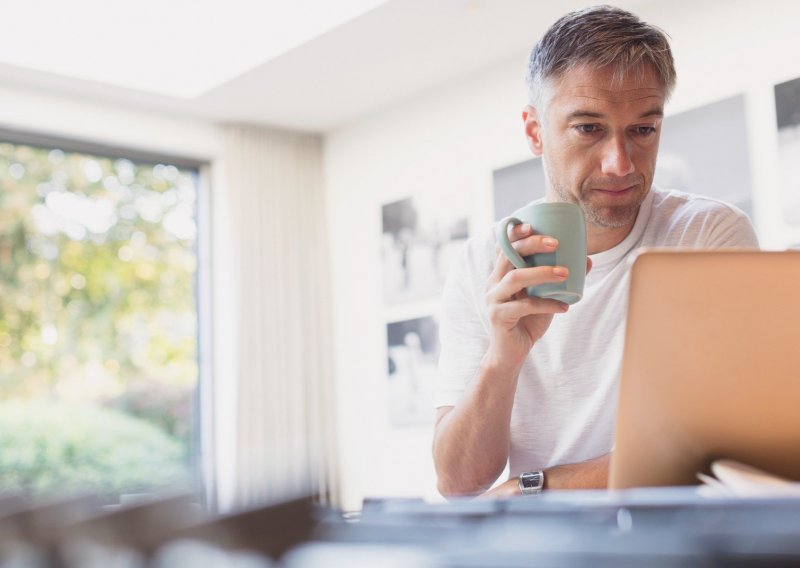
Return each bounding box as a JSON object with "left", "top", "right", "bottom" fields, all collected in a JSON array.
[{"left": 211, "top": 125, "right": 339, "bottom": 511}]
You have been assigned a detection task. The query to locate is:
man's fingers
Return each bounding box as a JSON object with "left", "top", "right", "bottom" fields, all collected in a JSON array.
[
  {"left": 511, "top": 234, "right": 559, "bottom": 258},
  {"left": 487, "top": 265, "right": 569, "bottom": 304},
  {"left": 507, "top": 222, "right": 533, "bottom": 242},
  {"left": 490, "top": 248, "right": 513, "bottom": 284},
  {"left": 491, "top": 233, "right": 559, "bottom": 285},
  {"left": 488, "top": 296, "right": 568, "bottom": 327},
  {"left": 587, "top": 256, "right": 593, "bottom": 274}
]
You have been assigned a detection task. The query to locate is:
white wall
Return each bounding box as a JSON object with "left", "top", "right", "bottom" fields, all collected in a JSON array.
[
  {"left": 324, "top": 0, "right": 800, "bottom": 511},
  {"left": 0, "top": 85, "right": 220, "bottom": 160}
]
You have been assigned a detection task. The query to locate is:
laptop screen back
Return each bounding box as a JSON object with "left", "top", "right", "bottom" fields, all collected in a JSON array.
[{"left": 609, "top": 250, "right": 800, "bottom": 489}]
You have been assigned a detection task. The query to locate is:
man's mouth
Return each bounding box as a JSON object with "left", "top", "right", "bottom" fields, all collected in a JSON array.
[{"left": 592, "top": 185, "right": 637, "bottom": 198}]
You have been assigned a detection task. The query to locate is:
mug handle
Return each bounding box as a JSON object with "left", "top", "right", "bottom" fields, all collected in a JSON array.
[{"left": 496, "top": 217, "right": 528, "bottom": 269}]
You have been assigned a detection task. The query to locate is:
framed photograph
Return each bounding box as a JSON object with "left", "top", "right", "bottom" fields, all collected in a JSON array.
[
  {"left": 775, "top": 77, "right": 800, "bottom": 225},
  {"left": 381, "top": 196, "right": 468, "bottom": 304},
  {"left": 386, "top": 315, "right": 438, "bottom": 427}
]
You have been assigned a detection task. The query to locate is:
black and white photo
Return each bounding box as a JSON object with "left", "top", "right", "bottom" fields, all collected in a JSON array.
[
  {"left": 381, "top": 196, "right": 468, "bottom": 304},
  {"left": 775, "top": 77, "right": 800, "bottom": 224},
  {"left": 386, "top": 316, "right": 438, "bottom": 427}
]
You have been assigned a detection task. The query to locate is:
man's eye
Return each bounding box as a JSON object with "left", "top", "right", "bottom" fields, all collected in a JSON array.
[
  {"left": 635, "top": 126, "right": 657, "bottom": 136},
  {"left": 575, "top": 124, "right": 600, "bottom": 134}
]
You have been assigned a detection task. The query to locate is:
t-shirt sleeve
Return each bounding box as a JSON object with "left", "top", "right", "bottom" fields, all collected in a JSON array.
[
  {"left": 705, "top": 206, "right": 759, "bottom": 248},
  {"left": 435, "top": 238, "right": 491, "bottom": 408},
  {"left": 664, "top": 196, "right": 760, "bottom": 249}
]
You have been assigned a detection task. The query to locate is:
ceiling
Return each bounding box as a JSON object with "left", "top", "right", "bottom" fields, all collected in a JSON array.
[{"left": 0, "top": 0, "right": 651, "bottom": 133}]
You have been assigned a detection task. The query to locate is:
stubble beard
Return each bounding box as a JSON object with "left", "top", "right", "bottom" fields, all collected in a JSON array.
[{"left": 550, "top": 176, "right": 648, "bottom": 230}]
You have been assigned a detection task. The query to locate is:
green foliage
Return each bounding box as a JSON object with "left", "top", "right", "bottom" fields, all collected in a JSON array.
[
  {"left": 0, "top": 144, "right": 198, "bottom": 402},
  {"left": 0, "top": 400, "right": 190, "bottom": 501},
  {"left": 0, "top": 141, "right": 199, "bottom": 498}
]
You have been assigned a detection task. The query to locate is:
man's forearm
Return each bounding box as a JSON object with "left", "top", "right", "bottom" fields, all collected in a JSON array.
[
  {"left": 480, "top": 453, "right": 611, "bottom": 499},
  {"left": 544, "top": 453, "right": 609, "bottom": 489},
  {"left": 433, "top": 351, "right": 523, "bottom": 497}
]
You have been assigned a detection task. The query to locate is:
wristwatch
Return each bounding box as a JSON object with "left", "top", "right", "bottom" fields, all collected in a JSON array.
[{"left": 518, "top": 470, "right": 545, "bottom": 496}]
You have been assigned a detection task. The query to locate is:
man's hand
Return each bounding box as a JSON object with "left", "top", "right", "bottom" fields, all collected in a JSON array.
[
  {"left": 478, "top": 453, "right": 611, "bottom": 499},
  {"left": 433, "top": 226, "right": 592, "bottom": 497},
  {"left": 486, "top": 223, "right": 592, "bottom": 368}
]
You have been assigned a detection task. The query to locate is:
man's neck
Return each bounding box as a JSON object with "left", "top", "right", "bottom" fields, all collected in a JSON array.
[{"left": 585, "top": 220, "right": 636, "bottom": 255}]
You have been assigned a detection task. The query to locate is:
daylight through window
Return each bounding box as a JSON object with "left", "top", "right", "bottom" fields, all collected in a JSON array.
[{"left": 0, "top": 139, "right": 200, "bottom": 502}]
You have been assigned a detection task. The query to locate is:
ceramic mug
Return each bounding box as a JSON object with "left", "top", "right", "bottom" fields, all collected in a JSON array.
[{"left": 496, "top": 202, "right": 587, "bottom": 305}]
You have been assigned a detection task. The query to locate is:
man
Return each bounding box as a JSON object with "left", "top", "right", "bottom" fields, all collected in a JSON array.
[{"left": 432, "top": 5, "right": 758, "bottom": 498}]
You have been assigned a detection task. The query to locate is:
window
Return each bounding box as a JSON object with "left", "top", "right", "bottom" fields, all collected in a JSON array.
[{"left": 0, "top": 134, "right": 203, "bottom": 503}]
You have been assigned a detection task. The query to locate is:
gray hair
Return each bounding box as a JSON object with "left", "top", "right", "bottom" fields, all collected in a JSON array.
[{"left": 525, "top": 5, "right": 676, "bottom": 107}]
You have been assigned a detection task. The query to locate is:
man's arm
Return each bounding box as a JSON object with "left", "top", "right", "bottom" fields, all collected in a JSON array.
[
  {"left": 433, "top": 223, "right": 582, "bottom": 497},
  {"left": 479, "top": 454, "right": 610, "bottom": 499},
  {"left": 432, "top": 358, "right": 521, "bottom": 497}
]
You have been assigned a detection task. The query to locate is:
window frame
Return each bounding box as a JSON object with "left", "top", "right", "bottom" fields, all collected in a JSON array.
[{"left": 0, "top": 126, "right": 214, "bottom": 506}]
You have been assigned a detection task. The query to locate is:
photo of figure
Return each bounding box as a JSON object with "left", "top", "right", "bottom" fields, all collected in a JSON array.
[
  {"left": 386, "top": 316, "right": 438, "bottom": 427},
  {"left": 381, "top": 196, "right": 468, "bottom": 304},
  {"left": 775, "top": 77, "right": 800, "bottom": 224}
]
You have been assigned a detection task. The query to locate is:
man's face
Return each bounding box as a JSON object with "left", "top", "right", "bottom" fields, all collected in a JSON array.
[{"left": 524, "top": 64, "right": 666, "bottom": 230}]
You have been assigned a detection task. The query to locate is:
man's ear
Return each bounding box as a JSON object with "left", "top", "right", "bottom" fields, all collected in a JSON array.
[{"left": 522, "top": 105, "right": 544, "bottom": 157}]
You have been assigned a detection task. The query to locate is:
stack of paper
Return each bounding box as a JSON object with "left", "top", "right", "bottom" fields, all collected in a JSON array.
[{"left": 697, "top": 460, "right": 800, "bottom": 498}]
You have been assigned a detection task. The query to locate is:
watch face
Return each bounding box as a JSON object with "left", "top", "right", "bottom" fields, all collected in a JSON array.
[{"left": 521, "top": 471, "right": 543, "bottom": 489}]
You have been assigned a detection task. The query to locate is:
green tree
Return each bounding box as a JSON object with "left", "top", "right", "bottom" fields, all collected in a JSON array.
[{"left": 0, "top": 142, "right": 198, "bottom": 497}]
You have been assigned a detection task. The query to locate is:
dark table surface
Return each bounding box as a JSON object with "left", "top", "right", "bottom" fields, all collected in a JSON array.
[{"left": 300, "top": 488, "right": 800, "bottom": 567}]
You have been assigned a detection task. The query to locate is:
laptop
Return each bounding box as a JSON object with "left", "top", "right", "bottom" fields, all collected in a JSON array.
[{"left": 609, "top": 249, "right": 800, "bottom": 489}]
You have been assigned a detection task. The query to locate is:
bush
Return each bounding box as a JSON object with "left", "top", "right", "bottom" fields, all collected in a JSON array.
[{"left": 0, "top": 399, "right": 190, "bottom": 502}]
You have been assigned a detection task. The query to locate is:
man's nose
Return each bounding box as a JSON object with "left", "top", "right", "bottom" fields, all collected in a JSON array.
[{"left": 600, "top": 135, "right": 635, "bottom": 177}]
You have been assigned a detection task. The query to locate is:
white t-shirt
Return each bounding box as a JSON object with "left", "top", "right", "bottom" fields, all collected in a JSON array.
[{"left": 435, "top": 188, "right": 759, "bottom": 477}]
